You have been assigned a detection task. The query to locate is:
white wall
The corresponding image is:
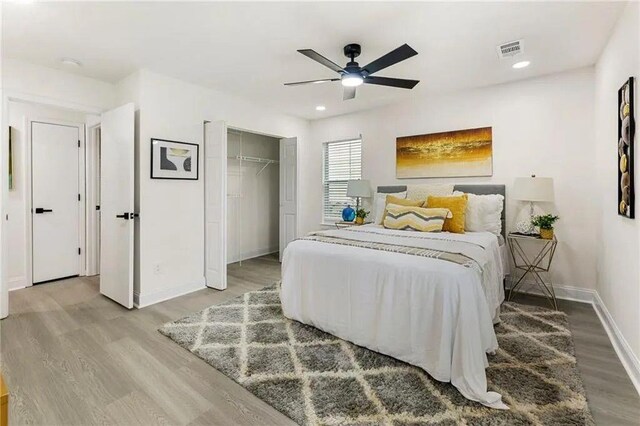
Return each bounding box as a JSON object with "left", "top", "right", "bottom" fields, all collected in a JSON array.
[
  {"left": 594, "top": 1, "right": 640, "bottom": 367},
  {"left": 6, "top": 101, "right": 96, "bottom": 290},
  {"left": 307, "top": 68, "right": 597, "bottom": 290},
  {"left": 132, "top": 69, "right": 309, "bottom": 306},
  {"left": 3, "top": 59, "right": 115, "bottom": 113},
  {"left": 227, "top": 131, "right": 279, "bottom": 263}
]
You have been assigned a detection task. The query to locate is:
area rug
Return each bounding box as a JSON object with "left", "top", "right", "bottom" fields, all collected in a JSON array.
[{"left": 159, "top": 284, "right": 594, "bottom": 425}]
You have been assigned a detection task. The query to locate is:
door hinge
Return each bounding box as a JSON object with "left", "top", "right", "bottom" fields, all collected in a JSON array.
[
  {"left": 78, "top": 193, "right": 81, "bottom": 201},
  {"left": 78, "top": 140, "right": 81, "bottom": 148},
  {"left": 78, "top": 247, "right": 81, "bottom": 255}
]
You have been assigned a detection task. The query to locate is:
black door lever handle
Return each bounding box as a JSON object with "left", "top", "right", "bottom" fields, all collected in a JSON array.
[
  {"left": 116, "top": 213, "right": 129, "bottom": 219},
  {"left": 35, "top": 208, "right": 53, "bottom": 214}
]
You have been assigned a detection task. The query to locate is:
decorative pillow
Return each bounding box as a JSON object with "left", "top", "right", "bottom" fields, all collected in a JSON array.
[
  {"left": 406, "top": 183, "right": 454, "bottom": 201},
  {"left": 384, "top": 205, "right": 452, "bottom": 232},
  {"left": 373, "top": 191, "right": 406, "bottom": 224},
  {"left": 426, "top": 194, "right": 468, "bottom": 234},
  {"left": 453, "top": 191, "right": 504, "bottom": 235},
  {"left": 380, "top": 195, "right": 424, "bottom": 224}
]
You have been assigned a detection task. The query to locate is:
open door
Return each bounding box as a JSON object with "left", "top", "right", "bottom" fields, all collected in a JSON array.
[
  {"left": 100, "top": 103, "right": 135, "bottom": 308},
  {"left": 279, "top": 137, "right": 297, "bottom": 260},
  {"left": 204, "top": 121, "right": 227, "bottom": 290}
]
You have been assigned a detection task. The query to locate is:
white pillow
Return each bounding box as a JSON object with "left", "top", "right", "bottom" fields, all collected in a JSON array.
[
  {"left": 454, "top": 191, "right": 504, "bottom": 235},
  {"left": 374, "top": 191, "right": 407, "bottom": 225},
  {"left": 406, "top": 183, "right": 454, "bottom": 201}
]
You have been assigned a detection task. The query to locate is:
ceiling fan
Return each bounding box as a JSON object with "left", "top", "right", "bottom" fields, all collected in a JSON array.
[{"left": 284, "top": 43, "right": 420, "bottom": 100}]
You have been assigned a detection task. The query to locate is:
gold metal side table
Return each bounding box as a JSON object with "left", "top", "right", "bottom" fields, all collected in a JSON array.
[{"left": 507, "top": 233, "right": 558, "bottom": 310}]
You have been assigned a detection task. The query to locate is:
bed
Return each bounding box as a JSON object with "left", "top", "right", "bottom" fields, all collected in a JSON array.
[{"left": 280, "top": 184, "right": 508, "bottom": 409}]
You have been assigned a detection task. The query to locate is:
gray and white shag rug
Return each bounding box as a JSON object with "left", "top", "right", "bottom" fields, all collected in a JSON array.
[{"left": 160, "top": 284, "right": 594, "bottom": 426}]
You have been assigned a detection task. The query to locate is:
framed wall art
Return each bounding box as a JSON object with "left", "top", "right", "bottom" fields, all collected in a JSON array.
[
  {"left": 150, "top": 138, "right": 199, "bottom": 180},
  {"left": 618, "top": 77, "right": 635, "bottom": 218},
  {"left": 396, "top": 126, "right": 493, "bottom": 178}
]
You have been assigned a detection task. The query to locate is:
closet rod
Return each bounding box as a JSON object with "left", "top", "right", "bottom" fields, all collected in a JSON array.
[{"left": 228, "top": 155, "right": 278, "bottom": 164}]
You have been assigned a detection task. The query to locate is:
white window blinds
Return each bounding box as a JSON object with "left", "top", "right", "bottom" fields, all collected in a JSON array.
[{"left": 323, "top": 138, "right": 362, "bottom": 222}]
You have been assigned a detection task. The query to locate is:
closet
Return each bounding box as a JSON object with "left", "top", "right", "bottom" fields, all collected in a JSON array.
[{"left": 227, "top": 129, "right": 280, "bottom": 264}]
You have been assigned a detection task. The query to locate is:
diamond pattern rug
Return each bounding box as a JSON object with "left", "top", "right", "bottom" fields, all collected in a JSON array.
[{"left": 159, "top": 284, "right": 594, "bottom": 425}]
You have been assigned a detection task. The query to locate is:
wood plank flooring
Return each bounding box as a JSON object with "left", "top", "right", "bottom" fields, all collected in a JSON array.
[{"left": 1, "top": 253, "right": 638, "bottom": 425}]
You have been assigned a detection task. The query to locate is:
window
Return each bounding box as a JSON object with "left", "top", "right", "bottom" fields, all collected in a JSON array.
[{"left": 323, "top": 138, "right": 362, "bottom": 222}]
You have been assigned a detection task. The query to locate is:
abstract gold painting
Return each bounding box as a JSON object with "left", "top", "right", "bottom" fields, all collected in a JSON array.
[{"left": 396, "top": 127, "right": 493, "bottom": 178}]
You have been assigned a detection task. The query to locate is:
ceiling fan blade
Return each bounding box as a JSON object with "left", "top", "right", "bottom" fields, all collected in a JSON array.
[
  {"left": 343, "top": 86, "right": 356, "bottom": 100},
  {"left": 284, "top": 78, "right": 340, "bottom": 86},
  {"left": 362, "top": 44, "right": 418, "bottom": 76},
  {"left": 298, "top": 49, "right": 345, "bottom": 74},
  {"left": 364, "top": 76, "right": 420, "bottom": 89}
]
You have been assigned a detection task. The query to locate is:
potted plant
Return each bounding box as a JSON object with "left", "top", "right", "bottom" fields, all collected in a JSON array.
[
  {"left": 355, "top": 208, "right": 370, "bottom": 225},
  {"left": 531, "top": 214, "right": 559, "bottom": 239}
]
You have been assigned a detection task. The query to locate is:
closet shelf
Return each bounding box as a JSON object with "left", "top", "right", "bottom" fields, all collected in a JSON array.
[{"left": 228, "top": 155, "right": 279, "bottom": 176}]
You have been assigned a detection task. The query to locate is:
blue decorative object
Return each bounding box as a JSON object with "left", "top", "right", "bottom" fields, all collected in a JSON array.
[{"left": 342, "top": 205, "right": 356, "bottom": 222}]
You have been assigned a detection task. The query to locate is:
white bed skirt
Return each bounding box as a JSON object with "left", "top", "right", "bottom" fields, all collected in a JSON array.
[{"left": 281, "top": 235, "right": 507, "bottom": 409}]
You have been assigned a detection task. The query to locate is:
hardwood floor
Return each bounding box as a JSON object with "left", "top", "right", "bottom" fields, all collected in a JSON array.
[{"left": 1, "top": 254, "right": 638, "bottom": 425}]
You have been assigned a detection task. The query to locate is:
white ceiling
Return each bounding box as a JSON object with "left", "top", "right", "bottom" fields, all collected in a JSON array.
[{"left": 3, "top": 1, "right": 624, "bottom": 120}]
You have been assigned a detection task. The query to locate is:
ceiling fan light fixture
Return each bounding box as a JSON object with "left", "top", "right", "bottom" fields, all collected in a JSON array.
[{"left": 341, "top": 74, "right": 363, "bottom": 87}]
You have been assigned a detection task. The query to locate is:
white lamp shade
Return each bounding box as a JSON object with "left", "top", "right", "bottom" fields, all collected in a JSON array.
[
  {"left": 513, "top": 177, "right": 554, "bottom": 202},
  {"left": 347, "top": 179, "right": 372, "bottom": 198}
]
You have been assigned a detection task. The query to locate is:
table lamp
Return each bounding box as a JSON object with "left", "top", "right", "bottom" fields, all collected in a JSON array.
[
  {"left": 347, "top": 179, "right": 371, "bottom": 211},
  {"left": 513, "top": 175, "right": 554, "bottom": 234}
]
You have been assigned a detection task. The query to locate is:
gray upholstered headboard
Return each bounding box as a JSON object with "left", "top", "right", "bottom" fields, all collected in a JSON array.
[{"left": 377, "top": 184, "right": 506, "bottom": 239}]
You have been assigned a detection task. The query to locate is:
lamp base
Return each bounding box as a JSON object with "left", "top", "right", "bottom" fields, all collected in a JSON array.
[{"left": 515, "top": 219, "right": 535, "bottom": 234}]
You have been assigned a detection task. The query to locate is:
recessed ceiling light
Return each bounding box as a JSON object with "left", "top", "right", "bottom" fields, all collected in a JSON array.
[
  {"left": 512, "top": 61, "right": 530, "bottom": 69},
  {"left": 60, "top": 58, "right": 82, "bottom": 67},
  {"left": 316, "top": 105, "right": 326, "bottom": 111}
]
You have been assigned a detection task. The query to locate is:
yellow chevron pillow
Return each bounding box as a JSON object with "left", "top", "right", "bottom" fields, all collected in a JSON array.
[
  {"left": 379, "top": 195, "right": 425, "bottom": 224},
  {"left": 426, "top": 194, "right": 468, "bottom": 234},
  {"left": 383, "top": 205, "right": 452, "bottom": 232}
]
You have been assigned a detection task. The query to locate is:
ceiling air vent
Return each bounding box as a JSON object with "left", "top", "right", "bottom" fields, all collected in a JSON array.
[{"left": 497, "top": 39, "right": 524, "bottom": 59}]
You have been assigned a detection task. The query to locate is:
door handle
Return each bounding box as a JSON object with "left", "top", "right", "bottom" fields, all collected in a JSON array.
[
  {"left": 116, "top": 213, "right": 130, "bottom": 220},
  {"left": 35, "top": 208, "right": 53, "bottom": 214}
]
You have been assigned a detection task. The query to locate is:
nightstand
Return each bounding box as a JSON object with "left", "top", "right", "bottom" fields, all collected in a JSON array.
[
  {"left": 506, "top": 232, "right": 558, "bottom": 310},
  {"left": 334, "top": 221, "right": 372, "bottom": 229}
]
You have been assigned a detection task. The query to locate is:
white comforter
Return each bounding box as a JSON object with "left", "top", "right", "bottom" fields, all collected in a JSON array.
[{"left": 281, "top": 225, "right": 507, "bottom": 409}]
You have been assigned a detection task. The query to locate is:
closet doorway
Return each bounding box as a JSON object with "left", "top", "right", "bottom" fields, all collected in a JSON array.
[
  {"left": 227, "top": 129, "right": 280, "bottom": 265},
  {"left": 203, "top": 121, "right": 298, "bottom": 291}
]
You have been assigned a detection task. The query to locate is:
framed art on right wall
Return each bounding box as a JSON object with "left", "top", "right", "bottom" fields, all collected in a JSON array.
[{"left": 618, "top": 77, "right": 635, "bottom": 218}]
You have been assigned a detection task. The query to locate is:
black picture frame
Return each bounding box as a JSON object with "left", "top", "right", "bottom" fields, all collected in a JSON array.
[
  {"left": 150, "top": 138, "right": 199, "bottom": 180},
  {"left": 618, "top": 77, "right": 635, "bottom": 218}
]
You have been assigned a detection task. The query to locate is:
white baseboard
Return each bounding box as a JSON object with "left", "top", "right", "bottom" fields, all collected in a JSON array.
[
  {"left": 505, "top": 280, "right": 595, "bottom": 304},
  {"left": 134, "top": 279, "right": 206, "bottom": 309},
  {"left": 227, "top": 247, "right": 278, "bottom": 264},
  {"left": 8, "top": 276, "right": 28, "bottom": 291},
  {"left": 592, "top": 292, "right": 640, "bottom": 395}
]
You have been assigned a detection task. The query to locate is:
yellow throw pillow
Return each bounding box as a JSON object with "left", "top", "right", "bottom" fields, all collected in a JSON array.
[
  {"left": 379, "top": 195, "right": 424, "bottom": 224},
  {"left": 426, "top": 194, "right": 468, "bottom": 234},
  {"left": 384, "top": 205, "right": 452, "bottom": 232}
]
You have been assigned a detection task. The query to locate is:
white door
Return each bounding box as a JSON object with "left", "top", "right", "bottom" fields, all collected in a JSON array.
[
  {"left": 279, "top": 137, "right": 297, "bottom": 261},
  {"left": 32, "top": 122, "right": 81, "bottom": 283},
  {"left": 204, "top": 121, "right": 227, "bottom": 290},
  {"left": 100, "top": 103, "right": 135, "bottom": 308}
]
